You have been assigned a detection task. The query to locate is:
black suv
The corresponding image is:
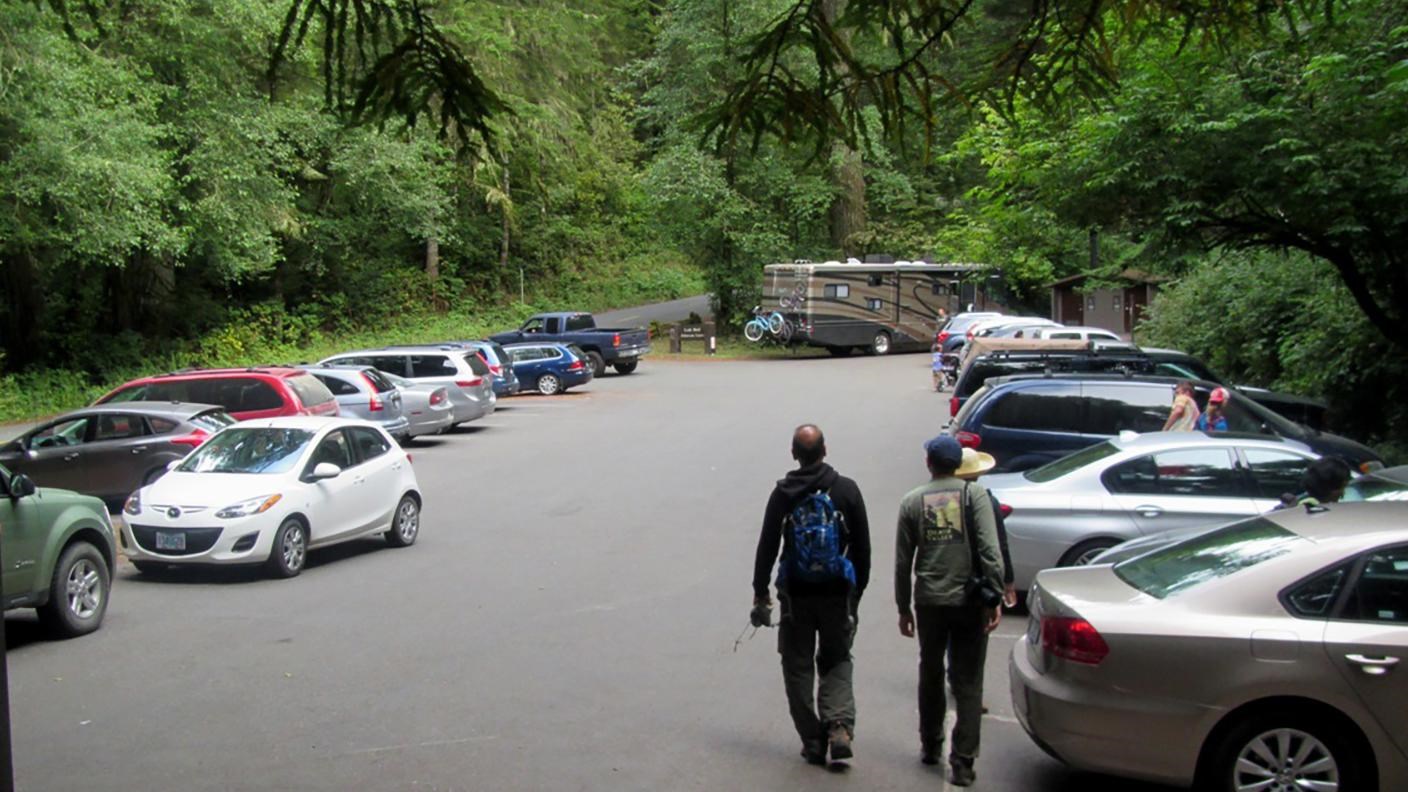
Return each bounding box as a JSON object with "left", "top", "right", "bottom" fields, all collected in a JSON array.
[
  {"left": 950, "top": 372, "right": 1379, "bottom": 472},
  {"left": 948, "top": 346, "right": 1153, "bottom": 418}
]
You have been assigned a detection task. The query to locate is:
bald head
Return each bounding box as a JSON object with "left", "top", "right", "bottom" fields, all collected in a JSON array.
[{"left": 791, "top": 424, "right": 826, "bottom": 466}]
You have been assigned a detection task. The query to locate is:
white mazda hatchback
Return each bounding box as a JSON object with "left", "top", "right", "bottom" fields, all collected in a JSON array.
[{"left": 121, "top": 417, "right": 421, "bottom": 578}]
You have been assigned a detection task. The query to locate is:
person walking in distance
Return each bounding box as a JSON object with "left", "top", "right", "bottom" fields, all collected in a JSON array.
[
  {"left": 1161, "top": 380, "right": 1201, "bottom": 431},
  {"left": 752, "top": 425, "right": 872, "bottom": 766},
  {"left": 895, "top": 435, "right": 1004, "bottom": 786}
]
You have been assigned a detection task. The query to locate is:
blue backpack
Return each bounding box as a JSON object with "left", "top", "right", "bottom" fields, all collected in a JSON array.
[{"left": 779, "top": 492, "right": 856, "bottom": 587}]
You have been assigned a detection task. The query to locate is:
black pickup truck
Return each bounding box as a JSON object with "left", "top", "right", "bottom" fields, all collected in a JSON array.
[{"left": 490, "top": 312, "right": 651, "bottom": 376}]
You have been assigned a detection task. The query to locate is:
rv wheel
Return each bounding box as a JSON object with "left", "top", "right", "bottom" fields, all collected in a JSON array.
[{"left": 869, "top": 332, "right": 891, "bottom": 356}]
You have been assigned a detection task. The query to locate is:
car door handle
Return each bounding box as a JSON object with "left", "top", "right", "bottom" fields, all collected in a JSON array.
[
  {"left": 1135, "top": 506, "right": 1163, "bottom": 518},
  {"left": 1346, "top": 654, "right": 1399, "bottom": 676},
  {"left": 131, "top": 446, "right": 148, "bottom": 454},
  {"left": 63, "top": 452, "right": 80, "bottom": 462}
]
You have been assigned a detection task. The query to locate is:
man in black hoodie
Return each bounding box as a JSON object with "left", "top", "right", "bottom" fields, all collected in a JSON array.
[{"left": 752, "top": 424, "right": 872, "bottom": 765}]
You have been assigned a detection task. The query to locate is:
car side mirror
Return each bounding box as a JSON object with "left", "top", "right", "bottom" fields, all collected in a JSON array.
[
  {"left": 310, "top": 462, "right": 342, "bottom": 481},
  {"left": 9, "top": 473, "right": 37, "bottom": 499}
]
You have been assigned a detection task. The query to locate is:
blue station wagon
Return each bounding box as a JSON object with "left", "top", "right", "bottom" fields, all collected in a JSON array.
[{"left": 503, "top": 343, "right": 593, "bottom": 395}]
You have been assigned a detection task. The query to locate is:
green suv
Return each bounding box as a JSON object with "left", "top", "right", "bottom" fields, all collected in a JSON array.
[{"left": 1, "top": 462, "right": 115, "bottom": 637}]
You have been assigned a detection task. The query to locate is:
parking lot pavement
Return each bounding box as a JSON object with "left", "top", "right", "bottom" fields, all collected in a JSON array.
[{"left": 6, "top": 355, "right": 1179, "bottom": 792}]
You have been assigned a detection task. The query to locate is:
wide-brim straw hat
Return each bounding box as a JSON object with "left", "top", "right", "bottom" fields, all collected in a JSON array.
[{"left": 954, "top": 448, "right": 997, "bottom": 479}]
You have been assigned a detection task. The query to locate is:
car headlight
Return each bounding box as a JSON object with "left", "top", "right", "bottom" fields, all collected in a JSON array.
[
  {"left": 215, "top": 494, "right": 283, "bottom": 519},
  {"left": 124, "top": 491, "right": 142, "bottom": 516}
]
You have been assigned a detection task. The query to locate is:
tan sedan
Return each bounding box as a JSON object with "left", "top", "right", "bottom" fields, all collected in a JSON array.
[{"left": 1011, "top": 502, "right": 1408, "bottom": 791}]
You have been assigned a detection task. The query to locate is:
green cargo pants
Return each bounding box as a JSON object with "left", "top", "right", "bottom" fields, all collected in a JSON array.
[{"left": 777, "top": 594, "right": 856, "bottom": 743}]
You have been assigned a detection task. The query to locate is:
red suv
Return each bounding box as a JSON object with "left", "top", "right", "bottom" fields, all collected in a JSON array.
[{"left": 95, "top": 368, "right": 340, "bottom": 421}]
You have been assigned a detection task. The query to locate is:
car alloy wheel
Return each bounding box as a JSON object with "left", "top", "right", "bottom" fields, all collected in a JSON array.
[
  {"left": 537, "top": 374, "right": 561, "bottom": 395},
  {"left": 1233, "top": 728, "right": 1339, "bottom": 792},
  {"left": 386, "top": 495, "right": 419, "bottom": 547},
  {"left": 267, "top": 518, "right": 308, "bottom": 578},
  {"left": 66, "top": 558, "right": 104, "bottom": 620}
]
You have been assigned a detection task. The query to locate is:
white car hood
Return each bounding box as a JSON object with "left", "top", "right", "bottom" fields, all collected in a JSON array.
[{"left": 142, "top": 471, "right": 289, "bottom": 509}]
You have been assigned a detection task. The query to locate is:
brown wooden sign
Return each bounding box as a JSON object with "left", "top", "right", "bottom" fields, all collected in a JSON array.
[{"left": 669, "top": 322, "right": 716, "bottom": 354}]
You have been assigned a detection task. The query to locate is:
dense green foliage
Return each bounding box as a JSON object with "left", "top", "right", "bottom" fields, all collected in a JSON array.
[{"left": 2, "top": 0, "right": 1405, "bottom": 451}]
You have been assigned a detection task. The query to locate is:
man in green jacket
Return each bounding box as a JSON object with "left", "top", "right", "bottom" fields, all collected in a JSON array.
[{"left": 895, "top": 434, "right": 1004, "bottom": 786}]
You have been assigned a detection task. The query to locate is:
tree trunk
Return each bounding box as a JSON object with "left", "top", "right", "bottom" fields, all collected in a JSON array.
[
  {"left": 425, "top": 237, "right": 440, "bottom": 280},
  {"left": 822, "top": 0, "right": 866, "bottom": 256},
  {"left": 830, "top": 144, "right": 867, "bottom": 256},
  {"left": 499, "top": 167, "right": 511, "bottom": 270}
]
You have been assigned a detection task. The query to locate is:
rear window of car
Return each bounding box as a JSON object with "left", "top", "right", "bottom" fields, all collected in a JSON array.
[
  {"left": 287, "top": 374, "right": 335, "bottom": 409},
  {"left": 410, "top": 355, "right": 457, "bottom": 377},
  {"left": 565, "top": 315, "right": 595, "bottom": 332},
  {"left": 461, "top": 352, "right": 489, "bottom": 376},
  {"left": 1024, "top": 441, "right": 1121, "bottom": 483},
  {"left": 361, "top": 369, "right": 397, "bottom": 393},
  {"left": 1081, "top": 383, "right": 1171, "bottom": 435},
  {"left": 191, "top": 410, "right": 237, "bottom": 432},
  {"left": 1114, "top": 517, "right": 1304, "bottom": 599},
  {"left": 985, "top": 388, "right": 1084, "bottom": 432}
]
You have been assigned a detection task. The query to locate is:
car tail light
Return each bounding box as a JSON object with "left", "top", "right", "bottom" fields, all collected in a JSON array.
[
  {"left": 429, "top": 389, "right": 446, "bottom": 405},
  {"left": 488, "top": 364, "right": 502, "bottom": 375},
  {"left": 406, "top": 453, "right": 413, "bottom": 463},
  {"left": 1041, "top": 616, "right": 1109, "bottom": 665},
  {"left": 937, "top": 330, "right": 950, "bottom": 344},
  {"left": 569, "top": 360, "right": 584, "bottom": 371},
  {"left": 455, "top": 378, "right": 484, "bottom": 388},
  {"left": 950, "top": 396, "right": 960, "bottom": 417},
  {"left": 360, "top": 374, "right": 384, "bottom": 411},
  {"left": 169, "top": 430, "right": 209, "bottom": 448},
  {"left": 956, "top": 430, "right": 981, "bottom": 449},
  {"left": 613, "top": 333, "right": 620, "bottom": 347},
  {"left": 999, "top": 503, "right": 1012, "bottom": 518}
]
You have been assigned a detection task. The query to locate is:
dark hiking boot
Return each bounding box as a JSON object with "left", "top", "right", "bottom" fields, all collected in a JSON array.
[
  {"left": 950, "top": 756, "right": 977, "bottom": 786},
  {"left": 827, "top": 723, "right": 853, "bottom": 761},
  {"left": 920, "top": 738, "right": 941, "bottom": 766},
  {"left": 800, "top": 739, "right": 826, "bottom": 766}
]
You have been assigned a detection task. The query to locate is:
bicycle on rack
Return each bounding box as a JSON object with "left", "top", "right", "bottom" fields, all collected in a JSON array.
[
  {"left": 744, "top": 305, "right": 793, "bottom": 343},
  {"left": 778, "top": 283, "right": 807, "bottom": 311}
]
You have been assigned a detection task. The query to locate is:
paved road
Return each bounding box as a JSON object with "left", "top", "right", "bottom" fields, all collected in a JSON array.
[
  {"left": 594, "top": 294, "right": 712, "bottom": 328},
  {"left": 6, "top": 354, "right": 1178, "bottom": 792}
]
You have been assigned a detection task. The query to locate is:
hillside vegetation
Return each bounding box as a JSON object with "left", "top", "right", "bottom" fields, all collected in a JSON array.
[{"left": 2, "top": 1, "right": 1404, "bottom": 451}]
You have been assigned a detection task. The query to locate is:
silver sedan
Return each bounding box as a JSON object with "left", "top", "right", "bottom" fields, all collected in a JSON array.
[
  {"left": 983, "top": 431, "right": 1320, "bottom": 592},
  {"left": 381, "top": 372, "right": 454, "bottom": 439},
  {"left": 1010, "top": 502, "right": 1408, "bottom": 791}
]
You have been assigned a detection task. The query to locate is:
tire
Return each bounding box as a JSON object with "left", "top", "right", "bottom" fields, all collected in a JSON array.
[
  {"left": 613, "top": 361, "right": 638, "bottom": 374},
  {"left": 766, "top": 313, "right": 785, "bottom": 334},
  {"left": 266, "top": 518, "right": 308, "bottom": 579},
  {"left": 132, "top": 561, "right": 168, "bottom": 575},
  {"left": 385, "top": 495, "right": 420, "bottom": 548},
  {"left": 1058, "top": 538, "right": 1120, "bottom": 567},
  {"left": 585, "top": 350, "right": 605, "bottom": 378},
  {"left": 869, "top": 331, "right": 891, "bottom": 355},
  {"left": 1203, "top": 708, "right": 1371, "bottom": 792},
  {"left": 38, "top": 542, "right": 110, "bottom": 638},
  {"left": 536, "top": 373, "right": 562, "bottom": 395},
  {"left": 778, "top": 319, "right": 794, "bottom": 342},
  {"left": 744, "top": 320, "right": 765, "bottom": 342}
]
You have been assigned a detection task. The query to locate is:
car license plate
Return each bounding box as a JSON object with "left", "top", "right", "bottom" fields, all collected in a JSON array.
[{"left": 155, "top": 531, "right": 186, "bottom": 551}]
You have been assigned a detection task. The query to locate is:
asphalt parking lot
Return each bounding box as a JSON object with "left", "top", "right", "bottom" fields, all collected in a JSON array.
[{"left": 6, "top": 354, "right": 1180, "bottom": 791}]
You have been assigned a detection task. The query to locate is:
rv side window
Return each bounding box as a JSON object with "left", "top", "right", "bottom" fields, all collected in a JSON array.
[
  {"left": 866, "top": 298, "right": 883, "bottom": 312},
  {"left": 824, "top": 284, "right": 850, "bottom": 299},
  {"left": 867, "top": 274, "right": 883, "bottom": 287},
  {"left": 931, "top": 284, "right": 948, "bottom": 296}
]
